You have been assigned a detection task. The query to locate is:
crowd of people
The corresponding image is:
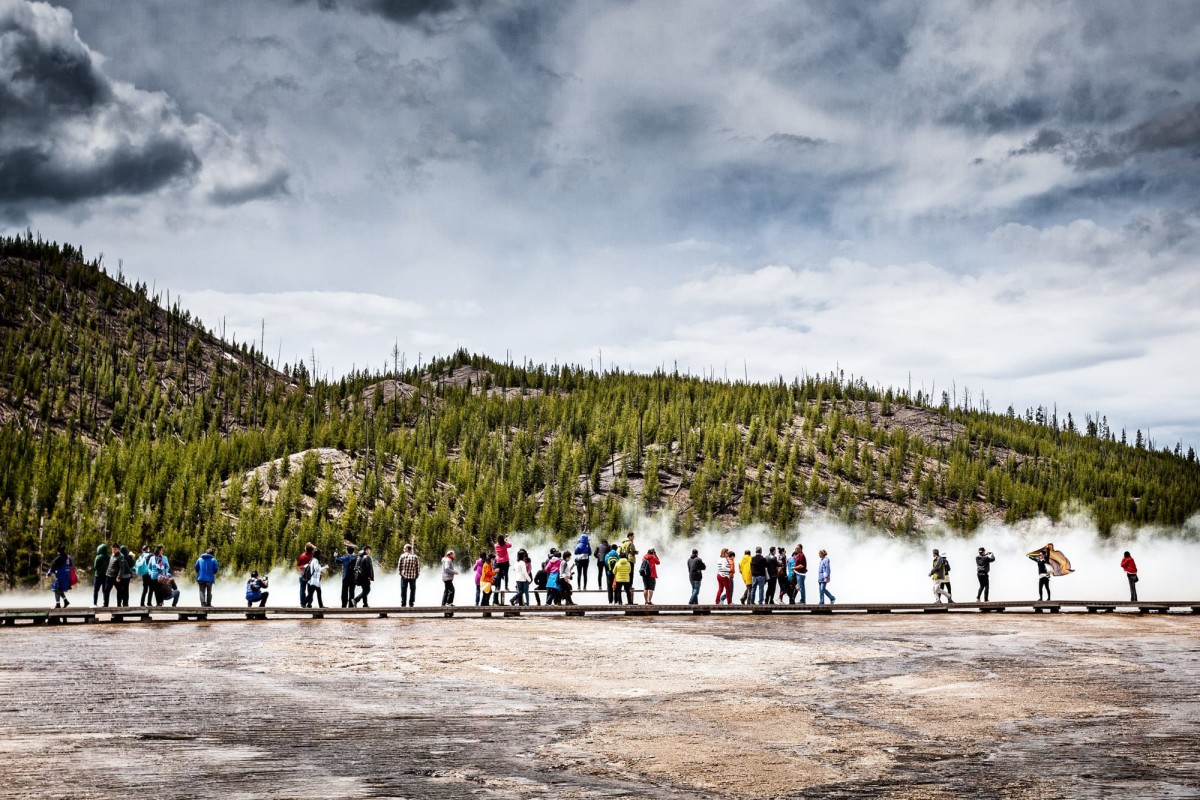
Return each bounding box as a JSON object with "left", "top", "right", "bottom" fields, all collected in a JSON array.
[{"left": 42, "top": 535, "right": 1145, "bottom": 609}]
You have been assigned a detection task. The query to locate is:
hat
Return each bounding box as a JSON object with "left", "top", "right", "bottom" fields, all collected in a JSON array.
[{"left": 446, "top": 550, "right": 455, "bottom": 556}]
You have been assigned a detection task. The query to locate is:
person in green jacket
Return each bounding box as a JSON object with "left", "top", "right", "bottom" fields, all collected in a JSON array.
[
  {"left": 93, "top": 544, "right": 111, "bottom": 607},
  {"left": 612, "top": 554, "right": 634, "bottom": 605}
]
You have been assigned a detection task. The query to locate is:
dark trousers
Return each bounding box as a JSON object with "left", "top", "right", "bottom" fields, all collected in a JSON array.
[
  {"left": 605, "top": 568, "right": 615, "bottom": 602},
  {"left": 198, "top": 582, "right": 213, "bottom": 607},
  {"left": 341, "top": 580, "right": 355, "bottom": 608},
  {"left": 766, "top": 576, "right": 777, "bottom": 604},
  {"left": 306, "top": 585, "right": 324, "bottom": 608},
  {"left": 1128, "top": 573, "right": 1138, "bottom": 602},
  {"left": 976, "top": 574, "right": 989, "bottom": 601},
  {"left": 614, "top": 581, "right": 633, "bottom": 604},
  {"left": 115, "top": 579, "right": 130, "bottom": 607},
  {"left": 1038, "top": 576, "right": 1051, "bottom": 601},
  {"left": 300, "top": 578, "right": 309, "bottom": 606},
  {"left": 93, "top": 575, "right": 111, "bottom": 606},
  {"left": 140, "top": 575, "right": 153, "bottom": 605},
  {"left": 575, "top": 558, "right": 590, "bottom": 590},
  {"left": 248, "top": 591, "right": 268, "bottom": 607},
  {"left": 481, "top": 590, "right": 492, "bottom": 606},
  {"left": 355, "top": 582, "right": 372, "bottom": 607},
  {"left": 495, "top": 562, "right": 510, "bottom": 591},
  {"left": 442, "top": 580, "right": 455, "bottom": 605},
  {"left": 400, "top": 577, "right": 416, "bottom": 607}
]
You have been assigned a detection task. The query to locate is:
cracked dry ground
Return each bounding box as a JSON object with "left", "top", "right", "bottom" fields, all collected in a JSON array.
[{"left": 1, "top": 615, "right": 1197, "bottom": 799}]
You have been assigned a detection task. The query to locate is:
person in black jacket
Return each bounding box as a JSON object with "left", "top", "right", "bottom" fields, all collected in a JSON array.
[
  {"left": 975, "top": 547, "right": 995, "bottom": 601},
  {"left": 1035, "top": 548, "right": 1051, "bottom": 601},
  {"left": 687, "top": 549, "right": 706, "bottom": 605},
  {"left": 353, "top": 545, "right": 375, "bottom": 608},
  {"left": 764, "top": 548, "right": 779, "bottom": 605},
  {"left": 749, "top": 548, "right": 768, "bottom": 605}
]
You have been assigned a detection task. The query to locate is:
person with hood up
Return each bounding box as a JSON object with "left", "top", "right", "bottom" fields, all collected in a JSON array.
[
  {"left": 687, "top": 548, "right": 706, "bottom": 604},
  {"left": 353, "top": 545, "right": 375, "bottom": 607},
  {"left": 574, "top": 533, "right": 593, "bottom": 590},
  {"left": 1121, "top": 551, "right": 1138, "bottom": 602},
  {"left": 47, "top": 545, "right": 73, "bottom": 608},
  {"left": 612, "top": 549, "right": 634, "bottom": 605},
  {"left": 604, "top": 544, "right": 620, "bottom": 603},
  {"left": 738, "top": 550, "right": 753, "bottom": 604},
  {"left": 334, "top": 545, "right": 358, "bottom": 608},
  {"left": 93, "top": 543, "right": 111, "bottom": 607},
  {"left": 441, "top": 550, "right": 458, "bottom": 606},
  {"left": 817, "top": 549, "right": 835, "bottom": 605},
  {"left": 194, "top": 547, "right": 219, "bottom": 607},
  {"left": 640, "top": 548, "right": 661, "bottom": 605},
  {"left": 106, "top": 545, "right": 134, "bottom": 607}
]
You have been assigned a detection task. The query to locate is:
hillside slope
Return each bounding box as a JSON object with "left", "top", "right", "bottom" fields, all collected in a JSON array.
[{"left": 1, "top": 236, "right": 1198, "bottom": 585}]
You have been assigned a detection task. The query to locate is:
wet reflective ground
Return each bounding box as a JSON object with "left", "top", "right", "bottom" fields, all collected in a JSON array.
[{"left": 1, "top": 615, "right": 1197, "bottom": 798}]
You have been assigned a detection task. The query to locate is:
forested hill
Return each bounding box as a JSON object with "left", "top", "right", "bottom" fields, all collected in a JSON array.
[{"left": 1, "top": 235, "right": 1198, "bottom": 586}]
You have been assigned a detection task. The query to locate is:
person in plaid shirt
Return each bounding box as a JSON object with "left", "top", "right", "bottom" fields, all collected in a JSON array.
[{"left": 397, "top": 544, "right": 420, "bottom": 607}]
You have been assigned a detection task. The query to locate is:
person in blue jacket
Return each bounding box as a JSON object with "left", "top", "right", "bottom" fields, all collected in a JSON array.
[
  {"left": 47, "top": 545, "right": 73, "bottom": 608},
  {"left": 147, "top": 545, "right": 171, "bottom": 606},
  {"left": 818, "top": 549, "right": 836, "bottom": 605},
  {"left": 245, "top": 571, "right": 270, "bottom": 607},
  {"left": 194, "top": 547, "right": 219, "bottom": 607},
  {"left": 573, "top": 533, "right": 593, "bottom": 590},
  {"left": 333, "top": 545, "right": 358, "bottom": 608}
]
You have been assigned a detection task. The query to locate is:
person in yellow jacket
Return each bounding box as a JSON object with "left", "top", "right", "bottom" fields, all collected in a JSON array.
[
  {"left": 738, "top": 550, "right": 753, "bottom": 604},
  {"left": 612, "top": 554, "right": 634, "bottom": 605}
]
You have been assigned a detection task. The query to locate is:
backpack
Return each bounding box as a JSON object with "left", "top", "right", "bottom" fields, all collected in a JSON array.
[
  {"left": 533, "top": 569, "right": 548, "bottom": 589},
  {"left": 134, "top": 553, "right": 150, "bottom": 577},
  {"left": 639, "top": 559, "right": 651, "bottom": 578},
  {"left": 353, "top": 556, "right": 365, "bottom": 583},
  {"left": 302, "top": 561, "right": 315, "bottom": 582},
  {"left": 942, "top": 557, "right": 951, "bottom": 575}
]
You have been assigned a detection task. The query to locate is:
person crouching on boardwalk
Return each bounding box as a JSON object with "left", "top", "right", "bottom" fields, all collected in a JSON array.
[
  {"left": 818, "top": 550, "right": 835, "bottom": 605},
  {"left": 245, "top": 571, "right": 269, "bottom": 607}
]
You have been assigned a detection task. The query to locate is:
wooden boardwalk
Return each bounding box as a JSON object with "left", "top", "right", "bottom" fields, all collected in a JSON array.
[{"left": 3, "top": 599, "right": 1199, "bottom": 626}]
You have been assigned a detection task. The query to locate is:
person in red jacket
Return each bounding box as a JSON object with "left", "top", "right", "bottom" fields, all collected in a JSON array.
[
  {"left": 640, "top": 549, "right": 661, "bottom": 605},
  {"left": 1120, "top": 551, "right": 1138, "bottom": 602}
]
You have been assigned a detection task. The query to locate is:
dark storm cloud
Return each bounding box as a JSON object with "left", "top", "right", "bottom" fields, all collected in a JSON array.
[
  {"left": 941, "top": 97, "right": 1047, "bottom": 133},
  {"left": 208, "top": 167, "right": 290, "bottom": 207},
  {"left": 766, "top": 133, "right": 826, "bottom": 151},
  {"left": 295, "top": 0, "right": 475, "bottom": 26},
  {"left": 1124, "top": 101, "right": 1200, "bottom": 154},
  {"left": 0, "top": 2, "right": 199, "bottom": 207}
]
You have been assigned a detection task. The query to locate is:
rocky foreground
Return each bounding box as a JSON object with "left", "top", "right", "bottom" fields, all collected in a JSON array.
[{"left": 1, "top": 615, "right": 1197, "bottom": 798}]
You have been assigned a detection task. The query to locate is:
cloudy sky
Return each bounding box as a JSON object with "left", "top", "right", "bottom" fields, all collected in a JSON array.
[{"left": 3, "top": 0, "right": 1199, "bottom": 449}]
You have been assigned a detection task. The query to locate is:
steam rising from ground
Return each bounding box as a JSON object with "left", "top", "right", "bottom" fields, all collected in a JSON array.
[{"left": 4, "top": 512, "right": 1198, "bottom": 609}]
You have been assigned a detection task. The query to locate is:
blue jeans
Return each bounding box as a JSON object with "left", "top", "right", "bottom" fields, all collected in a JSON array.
[
  {"left": 751, "top": 575, "right": 766, "bottom": 604},
  {"left": 299, "top": 578, "right": 308, "bottom": 606},
  {"left": 796, "top": 574, "right": 806, "bottom": 604},
  {"left": 688, "top": 580, "right": 701, "bottom": 604},
  {"left": 516, "top": 580, "right": 530, "bottom": 605},
  {"left": 819, "top": 582, "right": 835, "bottom": 605},
  {"left": 400, "top": 577, "right": 416, "bottom": 607}
]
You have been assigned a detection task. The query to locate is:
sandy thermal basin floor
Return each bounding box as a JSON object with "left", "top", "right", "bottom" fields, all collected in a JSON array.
[{"left": 0, "top": 615, "right": 1197, "bottom": 799}]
